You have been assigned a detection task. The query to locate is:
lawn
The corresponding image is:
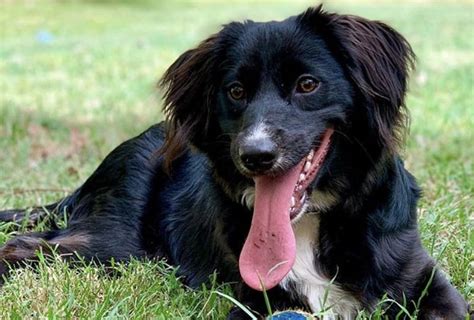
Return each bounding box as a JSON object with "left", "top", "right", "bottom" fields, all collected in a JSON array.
[{"left": 0, "top": 0, "right": 472, "bottom": 318}]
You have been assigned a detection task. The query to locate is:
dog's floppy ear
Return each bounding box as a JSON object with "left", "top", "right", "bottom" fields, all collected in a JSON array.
[
  {"left": 299, "top": 5, "right": 415, "bottom": 152},
  {"left": 159, "top": 34, "right": 220, "bottom": 170}
]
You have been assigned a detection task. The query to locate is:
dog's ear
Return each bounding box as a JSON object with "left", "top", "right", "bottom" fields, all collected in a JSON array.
[
  {"left": 299, "top": 5, "right": 415, "bottom": 152},
  {"left": 159, "top": 35, "right": 220, "bottom": 170}
]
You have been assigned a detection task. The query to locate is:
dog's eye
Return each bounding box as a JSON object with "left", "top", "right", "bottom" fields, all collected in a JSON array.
[
  {"left": 296, "top": 76, "right": 319, "bottom": 94},
  {"left": 228, "top": 84, "right": 246, "bottom": 101}
]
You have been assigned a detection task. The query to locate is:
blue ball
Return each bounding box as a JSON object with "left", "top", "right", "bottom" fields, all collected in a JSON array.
[{"left": 269, "top": 311, "right": 311, "bottom": 320}]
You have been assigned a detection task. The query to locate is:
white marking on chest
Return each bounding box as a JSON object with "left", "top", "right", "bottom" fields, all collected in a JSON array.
[{"left": 280, "top": 215, "right": 360, "bottom": 319}]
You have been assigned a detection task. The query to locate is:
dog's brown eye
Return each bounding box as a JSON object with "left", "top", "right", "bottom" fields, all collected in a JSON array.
[
  {"left": 229, "top": 84, "right": 246, "bottom": 100},
  {"left": 296, "top": 77, "right": 319, "bottom": 93}
]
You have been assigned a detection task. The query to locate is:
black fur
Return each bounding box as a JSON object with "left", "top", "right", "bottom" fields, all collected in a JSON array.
[{"left": 0, "top": 5, "right": 468, "bottom": 319}]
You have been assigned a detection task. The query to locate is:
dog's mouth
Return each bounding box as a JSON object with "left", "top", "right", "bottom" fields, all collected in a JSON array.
[
  {"left": 289, "top": 132, "right": 332, "bottom": 221},
  {"left": 239, "top": 128, "right": 333, "bottom": 291}
]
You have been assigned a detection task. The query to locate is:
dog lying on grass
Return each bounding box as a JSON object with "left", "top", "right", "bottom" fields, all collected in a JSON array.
[{"left": 0, "top": 4, "right": 469, "bottom": 319}]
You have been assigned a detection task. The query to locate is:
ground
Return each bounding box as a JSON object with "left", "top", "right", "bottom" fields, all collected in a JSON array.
[{"left": 0, "top": 0, "right": 472, "bottom": 318}]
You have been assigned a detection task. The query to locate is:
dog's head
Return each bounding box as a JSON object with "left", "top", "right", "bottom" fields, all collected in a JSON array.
[{"left": 160, "top": 5, "right": 414, "bottom": 291}]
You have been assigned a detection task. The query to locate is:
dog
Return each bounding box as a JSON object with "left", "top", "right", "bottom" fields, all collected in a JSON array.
[{"left": 0, "top": 5, "right": 469, "bottom": 319}]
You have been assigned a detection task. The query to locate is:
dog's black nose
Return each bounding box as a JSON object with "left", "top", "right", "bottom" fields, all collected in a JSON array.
[{"left": 239, "top": 139, "right": 278, "bottom": 172}]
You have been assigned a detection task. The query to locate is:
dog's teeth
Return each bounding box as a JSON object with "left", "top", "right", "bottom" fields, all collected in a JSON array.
[
  {"left": 296, "top": 185, "right": 302, "bottom": 191},
  {"left": 291, "top": 196, "right": 296, "bottom": 207},
  {"left": 300, "top": 193, "right": 306, "bottom": 203},
  {"left": 307, "top": 150, "right": 314, "bottom": 161},
  {"left": 299, "top": 173, "right": 305, "bottom": 182},
  {"left": 304, "top": 161, "right": 311, "bottom": 172}
]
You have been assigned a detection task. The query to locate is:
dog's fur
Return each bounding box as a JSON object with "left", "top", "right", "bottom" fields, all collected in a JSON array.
[{"left": 0, "top": 5, "right": 468, "bottom": 319}]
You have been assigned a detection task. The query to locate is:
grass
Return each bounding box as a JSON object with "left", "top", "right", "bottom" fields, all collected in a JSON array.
[{"left": 0, "top": 0, "right": 472, "bottom": 318}]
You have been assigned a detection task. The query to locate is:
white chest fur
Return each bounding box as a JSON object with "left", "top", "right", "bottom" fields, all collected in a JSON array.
[{"left": 280, "top": 215, "right": 359, "bottom": 319}]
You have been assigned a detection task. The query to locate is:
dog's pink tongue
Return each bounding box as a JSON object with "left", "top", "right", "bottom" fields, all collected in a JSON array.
[{"left": 239, "top": 165, "right": 301, "bottom": 291}]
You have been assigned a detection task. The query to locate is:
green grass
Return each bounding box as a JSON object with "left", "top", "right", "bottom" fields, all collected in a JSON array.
[{"left": 0, "top": 0, "right": 472, "bottom": 318}]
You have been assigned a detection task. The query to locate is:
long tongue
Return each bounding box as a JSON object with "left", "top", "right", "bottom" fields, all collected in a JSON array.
[{"left": 238, "top": 163, "right": 302, "bottom": 291}]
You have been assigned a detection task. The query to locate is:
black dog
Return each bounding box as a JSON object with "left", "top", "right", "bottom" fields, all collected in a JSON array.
[{"left": 0, "top": 5, "right": 468, "bottom": 319}]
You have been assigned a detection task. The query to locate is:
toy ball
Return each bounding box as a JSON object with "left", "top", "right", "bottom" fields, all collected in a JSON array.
[{"left": 268, "top": 310, "right": 315, "bottom": 320}]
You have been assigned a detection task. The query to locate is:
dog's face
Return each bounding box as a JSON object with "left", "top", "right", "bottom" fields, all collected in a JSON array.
[
  {"left": 160, "top": 5, "right": 414, "bottom": 290},
  {"left": 213, "top": 20, "right": 355, "bottom": 221},
  {"left": 215, "top": 21, "right": 352, "bottom": 178}
]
